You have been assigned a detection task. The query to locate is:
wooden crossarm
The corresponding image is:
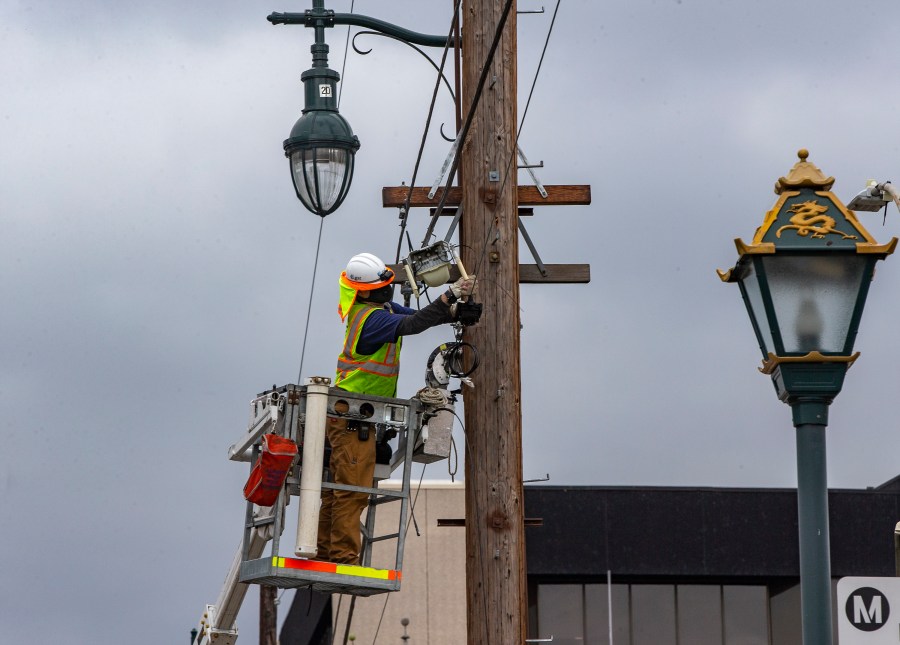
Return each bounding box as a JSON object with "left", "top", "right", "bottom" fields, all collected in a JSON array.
[
  {"left": 382, "top": 185, "right": 591, "bottom": 208},
  {"left": 388, "top": 263, "right": 590, "bottom": 285}
]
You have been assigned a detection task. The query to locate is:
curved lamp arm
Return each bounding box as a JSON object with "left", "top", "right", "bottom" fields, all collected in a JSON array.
[
  {"left": 268, "top": 11, "right": 453, "bottom": 49},
  {"left": 352, "top": 31, "right": 456, "bottom": 102}
]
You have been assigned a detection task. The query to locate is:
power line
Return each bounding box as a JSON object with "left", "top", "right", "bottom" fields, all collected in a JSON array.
[
  {"left": 296, "top": 216, "right": 325, "bottom": 384},
  {"left": 336, "top": 0, "right": 356, "bottom": 109},
  {"left": 500, "top": 0, "right": 561, "bottom": 192},
  {"left": 474, "top": 0, "right": 563, "bottom": 279},
  {"left": 420, "top": 0, "right": 517, "bottom": 248},
  {"left": 394, "top": 0, "right": 462, "bottom": 264}
]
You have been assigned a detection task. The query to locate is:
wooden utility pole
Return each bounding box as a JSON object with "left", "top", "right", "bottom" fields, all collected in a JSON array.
[
  {"left": 259, "top": 585, "right": 277, "bottom": 645},
  {"left": 381, "top": 3, "right": 590, "bottom": 643},
  {"left": 459, "top": 1, "right": 527, "bottom": 644}
]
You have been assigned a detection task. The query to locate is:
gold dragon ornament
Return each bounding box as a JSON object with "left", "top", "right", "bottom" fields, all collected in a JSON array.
[{"left": 775, "top": 200, "right": 857, "bottom": 240}]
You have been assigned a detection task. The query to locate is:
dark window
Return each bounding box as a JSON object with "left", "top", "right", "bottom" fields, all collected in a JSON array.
[{"left": 534, "top": 582, "right": 772, "bottom": 644}]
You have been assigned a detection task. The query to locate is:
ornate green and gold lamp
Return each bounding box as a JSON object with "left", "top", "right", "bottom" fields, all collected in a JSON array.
[{"left": 718, "top": 149, "right": 896, "bottom": 645}]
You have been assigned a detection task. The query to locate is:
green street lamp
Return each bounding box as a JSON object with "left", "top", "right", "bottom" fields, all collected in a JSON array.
[
  {"left": 269, "top": 2, "right": 451, "bottom": 217},
  {"left": 282, "top": 0, "right": 360, "bottom": 217},
  {"left": 718, "top": 149, "right": 896, "bottom": 645},
  {"left": 284, "top": 75, "right": 359, "bottom": 216}
]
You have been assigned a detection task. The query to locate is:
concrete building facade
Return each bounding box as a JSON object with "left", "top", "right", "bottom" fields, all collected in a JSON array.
[{"left": 282, "top": 478, "right": 900, "bottom": 644}]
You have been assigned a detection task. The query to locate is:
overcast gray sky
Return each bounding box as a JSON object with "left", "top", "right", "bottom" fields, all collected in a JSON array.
[{"left": 4, "top": 0, "right": 900, "bottom": 642}]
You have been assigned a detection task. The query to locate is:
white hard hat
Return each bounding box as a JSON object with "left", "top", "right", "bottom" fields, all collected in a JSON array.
[{"left": 342, "top": 252, "right": 395, "bottom": 289}]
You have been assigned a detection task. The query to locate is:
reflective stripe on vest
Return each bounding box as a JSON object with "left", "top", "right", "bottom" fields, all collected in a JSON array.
[{"left": 335, "top": 302, "right": 402, "bottom": 397}]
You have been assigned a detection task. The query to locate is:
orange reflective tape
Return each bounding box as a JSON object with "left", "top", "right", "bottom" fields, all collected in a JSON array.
[{"left": 273, "top": 557, "right": 337, "bottom": 573}]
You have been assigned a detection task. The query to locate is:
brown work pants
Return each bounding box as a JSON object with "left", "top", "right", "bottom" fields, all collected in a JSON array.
[{"left": 316, "top": 416, "right": 375, "bottom": 564}]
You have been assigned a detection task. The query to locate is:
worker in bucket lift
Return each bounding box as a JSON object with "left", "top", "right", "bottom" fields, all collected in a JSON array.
[{"left": 316, "top": 252, "right": 479, "bottom": 564}]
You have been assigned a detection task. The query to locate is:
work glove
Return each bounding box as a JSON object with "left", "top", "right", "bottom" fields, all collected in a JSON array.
[{"left": 448, "top": 275, "right": 478, "bottom": 300}]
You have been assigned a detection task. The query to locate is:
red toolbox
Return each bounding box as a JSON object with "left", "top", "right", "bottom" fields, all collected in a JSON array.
[{"left": 243, "top": 434, "right": 298, "bottom": 506}]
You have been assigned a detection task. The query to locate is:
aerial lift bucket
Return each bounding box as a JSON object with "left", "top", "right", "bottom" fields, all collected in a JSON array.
[
  {"left": 229, "top": 378, "right": 450, "bottom": 596},
  {"left": 196, "top": 372, "right": 458, "bottom": 644}
]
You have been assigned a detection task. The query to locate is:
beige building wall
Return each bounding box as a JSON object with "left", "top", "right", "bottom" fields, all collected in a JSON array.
[{"left": 332, "top": 481, "right": 467, "bottom": 644}]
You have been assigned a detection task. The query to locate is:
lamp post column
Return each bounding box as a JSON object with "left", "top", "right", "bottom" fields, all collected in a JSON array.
[{"left": 791, "top": 398, "right": 833, "bottom": 645}]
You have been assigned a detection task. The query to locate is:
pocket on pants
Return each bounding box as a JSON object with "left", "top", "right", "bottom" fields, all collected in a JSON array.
[{"left": 330, "top": 436, "right": 362, "bottom": 484}]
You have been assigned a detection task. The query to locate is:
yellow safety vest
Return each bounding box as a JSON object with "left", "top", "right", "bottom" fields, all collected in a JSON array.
[{"left": 335, "top": 302, "right": 402, "bottom": 398}]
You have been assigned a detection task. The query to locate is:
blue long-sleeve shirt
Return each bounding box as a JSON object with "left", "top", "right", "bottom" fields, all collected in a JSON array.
[{"left": 355, "top": 299, "right": 452, "bottom": 355}]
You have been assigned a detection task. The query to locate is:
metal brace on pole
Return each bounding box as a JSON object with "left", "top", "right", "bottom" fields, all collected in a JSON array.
[
  {"left": 517, "top": 145, "right": 547, "bottom": 198},
  {"left": 514, "top": 144, "right": 548, "bottom": 276},
  {"left": 443, "top": 205, "right": 464, "bottom": 243},
  {"left": 428, "top": 140, "right": 459, "bottom": 199},
  {"left": 518, "top": 218, "right": 548, "bottom": 277}
]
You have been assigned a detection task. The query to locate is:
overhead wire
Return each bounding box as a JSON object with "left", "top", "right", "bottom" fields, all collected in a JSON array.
[
  {"left": 336, "top": 0, "right": 356, "bottom": 109},
  {"left": 369, "top": 463, "right": 428, "bottom": 644},
  {"left": 302, "top": 4, "right": 554, "bottom": 642},
  {"left": 394, "top": 0, "right": 462, "bottom": 266},
  {"left": 437, "top": 7, "right": 560, "bottom": 640},
  {"left": 452, "top": 400, "right": 493, "bottom": 643},
  {"left": 296, "top": 6, "right": 454, "bottom": 641},
  {"left": 472, "top": 0, "right": 561, "bottom": 282},
  {"left": 295, "top": 2, "right": 363, "bottom": 386},
  {"left": 341, "top": 597, "right": 356, "bottom": 645},
  {"left": 425, "top": 5, "right": 520, "bottom": 640},
  {"left": 308, "top": 8, "right": 362, "bottom": 640},
  {"left": 329, "top": 594, "right": 344, "bottom": 645},
  {"left": 370, "top": 594, "right": 391, "bottom": 645},
  {"left": 448, "top": 435, "right": 458, "bottom": 481},
  {"left": 436, "top": 19, "right": 565, "bottom": 584},
  {"left": 296, "top": 216, "right": 326, "bottom": 384},
  {"left": 363, "top": 0, "right": 551, "bottom": 633},
  {"left": 501, "top": 0, "right": 561, "bottom": 201},
  {"left": 420, "top": 0, "right": 517, "bottom": 249},
  {"left": 338, "top": 426, "right": 433, "bottom": 643}
]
